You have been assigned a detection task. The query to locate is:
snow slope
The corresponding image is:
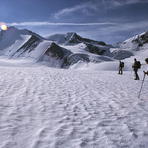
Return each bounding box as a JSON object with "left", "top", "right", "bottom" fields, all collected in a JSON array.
[
  {"left": 25, "top": 41, "right": 52, "bottom": 60},
  {"left": 0, "top": 27, "right": 29, "bottom": 50},
  {"left": 0, "top": 27, "right": 32, "bottom": 56},
  {"left": 4, "top": 35, "right": 31, "bottom": 57},
  {"left": 61, "top": 43, "right": 113, "bottom": 64},
  {"left": 0, "top": 58, "right": 148, "bottom": 148},
  {"left": 0, "top": 27, "right": 73, "bottom": 68},
  {"left": 0, "top": 27, "right": 43, "bottom": 58}
]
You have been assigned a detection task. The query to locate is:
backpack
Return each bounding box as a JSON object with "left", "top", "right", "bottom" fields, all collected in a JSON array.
[
  {"left": 136, "top": 61, "right": 141, "bottom": 69},
  {"left": 145, "top": 58, "right": 148, "bottom": 64},
  {"left": 121, "top": 62, "right": 124, "bottom": 68}
]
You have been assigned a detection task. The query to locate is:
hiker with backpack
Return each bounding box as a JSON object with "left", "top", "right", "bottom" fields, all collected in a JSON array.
[
  {"left": 144, "top": 58, "right": 148, "bottom": 75},
  {"left": 118, "top": 60, "right": 124, "bottom": 75},
  {"left": 132, "top": 58, "right": 141, "bottom": 80}
]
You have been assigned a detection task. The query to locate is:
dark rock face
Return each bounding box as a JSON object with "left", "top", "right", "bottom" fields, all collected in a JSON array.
[
  {"left": 43, "top": 42, "right": 72, "bottom": 68},
  {"left": 45, "top": 42, "right": 72, "bottom": 59},
  {"left": 140, "top": 32, "right": 148, "bottom": 44},
  {"left": 84, "top": 43, "right": 106, "bottom": 55},
  {"left": 72, "top": 35, "right": 106, "bottom": 46}
]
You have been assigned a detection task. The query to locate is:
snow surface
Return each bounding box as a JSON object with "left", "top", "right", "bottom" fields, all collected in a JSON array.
[{"left": 0, "top": 58, "right": 148, "bottom": 148}]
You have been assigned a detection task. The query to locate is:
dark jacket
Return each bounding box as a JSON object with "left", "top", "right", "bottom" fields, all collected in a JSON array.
[{"left": 132, "top": 61, "right": 140, "bottom": 70}]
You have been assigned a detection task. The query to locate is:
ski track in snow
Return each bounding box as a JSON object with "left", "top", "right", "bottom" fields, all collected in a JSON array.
[{"left": 0, "top": 66, "right": 148, "bottom": 148}]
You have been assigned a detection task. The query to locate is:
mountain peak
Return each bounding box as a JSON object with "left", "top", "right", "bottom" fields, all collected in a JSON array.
[
  {"left": 47, "top": 32, "right": 107, "bottom": 46},
  {"left": 0, "top": 26, "right": 29, "bottom": 36},
  {"left": 65, "top": 32, "right": 81, "bottom": 44},
  {"left": 0, "top": 26, "right": 17, "bottom": 35},
  {"left": 66, "top": 32, "right": 78, "bottom": 37}
]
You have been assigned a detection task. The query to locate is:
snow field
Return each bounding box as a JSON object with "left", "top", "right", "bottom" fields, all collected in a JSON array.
[{"left": 0, "top": 64, "right": 148, "bottom": 148}]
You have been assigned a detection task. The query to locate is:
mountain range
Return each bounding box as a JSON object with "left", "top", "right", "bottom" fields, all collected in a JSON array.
[{"left": 0, "top": 26, "right": 147, "bottom": 68}]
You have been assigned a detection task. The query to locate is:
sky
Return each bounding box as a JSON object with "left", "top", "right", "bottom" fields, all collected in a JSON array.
[{"left": 0, "top": 0, "right": 148, "bottom": 43}]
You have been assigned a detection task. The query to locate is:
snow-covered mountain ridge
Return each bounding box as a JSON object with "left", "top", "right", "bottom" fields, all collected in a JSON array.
[
  {"left": 0, "top": 27, "right": 114, "bottom": 68},
  {"left": 0, "top": 27, "right": 147, "bottom": 68},
  {"left": 47, "top": 32, "right": 107, "bottom": 46},
  {"left": 109, "top": 31, "right": 148, "bottom": 60}
]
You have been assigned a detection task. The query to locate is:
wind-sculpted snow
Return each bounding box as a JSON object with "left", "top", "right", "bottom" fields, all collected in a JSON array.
[{"left": 0, "top": 61, "right": 147, "bottom": 148}]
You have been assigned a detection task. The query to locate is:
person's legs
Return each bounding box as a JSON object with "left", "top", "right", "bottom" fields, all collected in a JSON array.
[
  {"left": 121, "top": 68, "right": 123, "bottom": 75},
  {"left": 119, "top": 67, "right": 122, "bottom": 74},
  {"left": 118, "top": 68, "right": 121, "bottom": 74},
  {"left": 137, "top": 71, "right": 140, "bottom": 80},
  {"left": 134, "top": 70, "right": 137, "bottom": 80},
  {"left": 135, "top": 69, "right": 139, "bottom": 80}
]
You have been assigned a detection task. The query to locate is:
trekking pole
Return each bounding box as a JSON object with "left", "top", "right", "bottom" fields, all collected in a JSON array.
[{"left": 138, "top": 73, "right": 146, "bottom": 99}]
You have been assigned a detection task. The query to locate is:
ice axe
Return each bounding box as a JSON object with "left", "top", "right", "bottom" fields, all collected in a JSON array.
[{"left": 138, "top": 72, "right": 146, "bottom": 99}]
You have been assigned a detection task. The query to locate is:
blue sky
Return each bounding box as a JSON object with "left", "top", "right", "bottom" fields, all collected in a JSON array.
[{"left": 0, "top": 0, "right": 148, "bottom": 43}]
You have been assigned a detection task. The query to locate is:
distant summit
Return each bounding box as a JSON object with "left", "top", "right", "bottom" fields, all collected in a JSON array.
[
  {"left": 110, "top": 31, "right": 148, "bottom": 60},
  {"left": 120, "top": 31, "right": 148, "bottom": 50}
]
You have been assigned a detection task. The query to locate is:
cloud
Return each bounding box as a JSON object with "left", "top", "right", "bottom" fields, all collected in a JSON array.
[
  {"left": 108, "top": 20, "right": 148, "bottom": 33},
  {"left": 76, "top": 20, "right": 148, "bottom": 43},
  {"left": 53, "top": 1, "right": 98, "bottom": 19},
  {"left": 7, "top": 20, "right": 148, "bottom": 34},
  {"left": 99, "top": 0, "right": 148, "bottom": 9},
  {"left": 108, "top": 0, "right": 148, "bottom": 7},
  {"left": 90, "top": 20, "right": 148, "bottom": 42},
  {"left": 53, "top": 0, "right": 148, "bottom": 19},
  {"left": 7, "top": 21, "right": 116, "bottom": 27}
]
